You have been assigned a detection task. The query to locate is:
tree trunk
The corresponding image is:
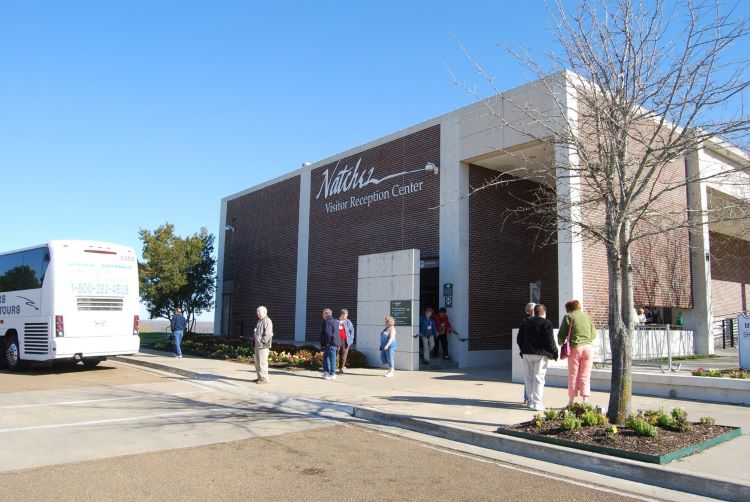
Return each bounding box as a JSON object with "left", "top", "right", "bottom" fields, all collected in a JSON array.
[{"left": 607, "top": 221, "right": 634, "bottom": 423}]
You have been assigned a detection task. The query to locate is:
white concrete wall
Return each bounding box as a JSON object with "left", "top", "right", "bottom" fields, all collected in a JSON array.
[
  {"left": 357, "top": 249, "right": 420, "bottom": 371},
  {"left": 439, "top": 118, "right": 472, "bottom": 367}
]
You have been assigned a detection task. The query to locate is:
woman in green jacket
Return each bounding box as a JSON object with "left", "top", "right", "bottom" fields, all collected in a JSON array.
[{"left": 558, "top": 300, "right": 597, "bottom": 407}]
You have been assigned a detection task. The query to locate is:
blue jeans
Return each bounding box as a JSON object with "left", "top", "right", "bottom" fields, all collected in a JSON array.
[
  {"left": 173, "top": 330, "right": 183, "bottom": 357},
  {"left": 380, "top": 347, "right": 395, "bottom": 368},
  {"left": 323, "top": 345, "right": 337, "bottom": 375}
]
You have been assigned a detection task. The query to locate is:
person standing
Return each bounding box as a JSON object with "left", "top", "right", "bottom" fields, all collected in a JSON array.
[
  {"left": 418, "top": 307, "right": 437, "bottom": 365},
  {"left": 636, "top": 307, "right": 647, "bottom": 324},
  {"left": 520, "top": 302, "right": 536, "bottom": 404},
  {"left": 170, "top": 307, "right": 186, "bottom": 358},
  {"left": 433, "top": 307, "right": 452, "bottom": 360},
  {"left": 338, "top": 309, "right": 355, "bottom": 374},
  {"left": 380, "top": 315, "right": 397, "bottom": 377},
  {"left": 253, "top": 306, "right": 273, "bottom": 384},
  {"left": 320, "top": 308, "right": 340, "bottom": 380},
  {"left": 558, "top": 300, "right": 598, "bottom": 407},
  {"left": 517, "top": 304, "right": 558, "bottom": 412}
]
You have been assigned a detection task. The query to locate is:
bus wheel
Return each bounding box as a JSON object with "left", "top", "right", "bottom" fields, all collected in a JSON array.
[
  {"left": 82, "top": 358, "right": 104, "bottom": 368},
  {"left": 4, "top": 336, "right": 26, "bottom": 371}
]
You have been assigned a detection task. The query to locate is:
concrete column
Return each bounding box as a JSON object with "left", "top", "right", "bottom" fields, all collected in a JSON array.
[
  {"left": 294, "top": 167, "right": 312, "bottom": 342},
  {"left": 555, "top": 81, "right": 584, "bottom": 318},
  {"left": 439, "top": 118, "right": 470, "bottom": 367},
  {"left": 683, "top": 145, "right": 714, "bottom": 354},
  {"left": 214, "top": 198, "right": 229, "bottom": 336}
]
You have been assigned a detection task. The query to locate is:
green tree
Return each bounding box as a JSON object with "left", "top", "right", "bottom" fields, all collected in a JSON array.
[{"left": 138, "top": 224, "right": 216, "bottom": 331}]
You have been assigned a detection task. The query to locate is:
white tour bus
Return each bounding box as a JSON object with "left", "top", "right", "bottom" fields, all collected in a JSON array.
[{"left": 0, "top": 240, "right": 140, "bottom": 370}]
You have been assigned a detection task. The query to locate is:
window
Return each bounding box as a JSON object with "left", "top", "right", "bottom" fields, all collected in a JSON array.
[{"left": 0, "top": 247, "right": 49, "bottom": 291}]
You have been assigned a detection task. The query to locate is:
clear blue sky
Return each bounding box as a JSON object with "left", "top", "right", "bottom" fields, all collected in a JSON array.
[
  {"left": 2, "top": 1, "right": 747, "bottom": 319},
  {"left": 1, "top": 1, "right": 553, "bottom": 252}
]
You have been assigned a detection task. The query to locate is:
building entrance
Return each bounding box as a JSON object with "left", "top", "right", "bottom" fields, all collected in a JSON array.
[{"left": 420, "top": 258, "right": 439, "bottom": 313}]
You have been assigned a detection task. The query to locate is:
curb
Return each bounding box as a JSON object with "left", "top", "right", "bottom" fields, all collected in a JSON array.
[{"left": 114, "top": 355, "right": 750, "bottom": 502}]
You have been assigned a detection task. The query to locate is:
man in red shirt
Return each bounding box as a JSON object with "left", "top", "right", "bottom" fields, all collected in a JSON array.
[{"left": 433, "top": 307, "right": 452, "bottom": 360}]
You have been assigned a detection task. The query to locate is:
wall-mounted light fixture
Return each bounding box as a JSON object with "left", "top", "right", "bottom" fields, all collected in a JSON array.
[
  {"left": 425, "top": 162, "right": 439, "bottom": 174},
  {"left": 225, "top": 225, "right": 235, "bottom": 232}
]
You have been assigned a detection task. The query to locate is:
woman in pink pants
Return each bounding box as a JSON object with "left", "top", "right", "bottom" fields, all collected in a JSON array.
[{"left": 557, "top": 300, "right": 597, "bottom": 407}]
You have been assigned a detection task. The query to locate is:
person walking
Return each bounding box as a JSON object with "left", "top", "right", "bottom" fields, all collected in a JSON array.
[
  {"left": 517, "top": 304, "right": 558, "bottom": 412},
  {"left": 320, "top": 308, "right": 340, "bottom": 380},
  {"left": 253, "top": 306, "right": 273, "bottom": 384},
  {"left": 337, "top": 309, "right": 355, "bottom": 374},
  {"left": 418, "top": 307, "right": 437, "bottom": 365},
  {"left": 558, "top": 299, "right": 598, "bottom": 407},
  {"left": 380, "top": 315, "right": 397, "bottom": 377},
  {"left": 433, "top": 307, "right": 452, "bottom": 360},
  {"left": 170, "top": 307, "right": 186, "bottom": 358}
]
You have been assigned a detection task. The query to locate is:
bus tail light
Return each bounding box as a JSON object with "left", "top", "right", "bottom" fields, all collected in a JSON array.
[
  {"left": 133, "top": 315, "right": 140, "bottom": 335},
  {"left": 55, "top": 315, "right": 64, "bottom": 337}
]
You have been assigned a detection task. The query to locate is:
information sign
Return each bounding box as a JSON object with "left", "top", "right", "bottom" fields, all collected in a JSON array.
[
  {"left": 443, "top": 283, "right": 453, "bottom": 297},
  {"left": 390, "top": 300, "right": 412, "bottom": 326}
]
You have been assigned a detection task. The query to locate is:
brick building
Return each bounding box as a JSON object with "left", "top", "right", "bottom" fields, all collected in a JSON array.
[{"left": 216, "top": 76, "right": 749, "bottom": 369}]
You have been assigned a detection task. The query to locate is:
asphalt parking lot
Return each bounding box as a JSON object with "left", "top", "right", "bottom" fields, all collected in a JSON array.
[{"left": 0, "top": 359, "right": 164, "bottom": 392}]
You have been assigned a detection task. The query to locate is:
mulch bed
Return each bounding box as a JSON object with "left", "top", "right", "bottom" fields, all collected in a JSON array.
[{"left": 499, "top": 419, "right": 736, "bottom": 457}]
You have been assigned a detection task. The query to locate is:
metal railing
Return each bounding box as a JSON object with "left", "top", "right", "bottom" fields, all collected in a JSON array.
[
  {"left": 593, "top": 326, "right": 694, "bottom": 372},
  {"left": 712, "top": 314, "right": 746, "bottom": 349}
]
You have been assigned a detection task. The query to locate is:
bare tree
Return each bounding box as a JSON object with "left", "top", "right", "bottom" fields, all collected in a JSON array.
[{"left": 453, "top": 0, "right": 750, "bottom": 422}]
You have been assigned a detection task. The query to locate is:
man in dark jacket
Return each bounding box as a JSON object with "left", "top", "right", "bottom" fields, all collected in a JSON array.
[
  {"left": 170, "top": 307, "right": 186, "bottom": 358},
  {"left": 320, "top": 308, "right": 340, "bottom": 380},
  {"left": 516, "top": 304, "right": 558, "bottom": 412}
]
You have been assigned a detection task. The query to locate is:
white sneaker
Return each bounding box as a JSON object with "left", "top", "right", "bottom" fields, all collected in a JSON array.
[
  {"left": 323, "top": 374, "right": 332, "bottom": 381},
  {"left": 331, "top": 373, "right": 337, "bottom": 380},
  {"left": 531, "top": 403, "right": 545, "bottom": 412},
  {"left": 384, "top": 370, "right": 395, "bottom": 378}
]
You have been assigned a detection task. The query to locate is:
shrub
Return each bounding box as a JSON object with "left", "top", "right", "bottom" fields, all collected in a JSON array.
[
  {"left": 670, "top": 407, "right": 691, "bottom": 431},
  {"left": 568, "top": 402, "right": 594, "bottom": 417},
  {"left": 655, "top": 408, "right": 675, "bottom": 429},
  {"left": 605, "top": 424, "right": 618, "bottom": 438},
  {"left": 581, "top": 410, "right": 599, "bottom": 427},
  {"left": 543, "top": 409, "right": 559, "bottom": 421},
  {"left": 311, "top": 351, "right": 324, "bottom": 370},
  {"left": 531, "top": 414, "right": 544, "bottom": 428},
  {"left": 595, "top": 412, "right": 609, "bottom": 426},
  {"left": 671, "top": 407, "right": 688, "bottom": 422},
  {"left": 625, "top": 415, "right": 658, "bottom": 437},
  {"left": 691, "top": 367, "right": 725, "bottom": 377},
  {"left": 699, "top": 417, "right": 715, "bottom": 426},
  {"left": 344, "top": 348, "right": 369, "bottom": 368},
  {"left": 561, "top": 412, "right": 582, "bottom": 431}
]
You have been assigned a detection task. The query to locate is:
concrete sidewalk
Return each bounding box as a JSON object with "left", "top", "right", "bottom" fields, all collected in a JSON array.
[{"left": 114, "top": 350, "right": 750, "bottom": 501}]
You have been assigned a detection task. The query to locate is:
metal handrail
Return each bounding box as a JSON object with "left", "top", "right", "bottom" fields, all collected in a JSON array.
[{"left": 712, "top": 313, "right": 748, "bottom": 349}]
